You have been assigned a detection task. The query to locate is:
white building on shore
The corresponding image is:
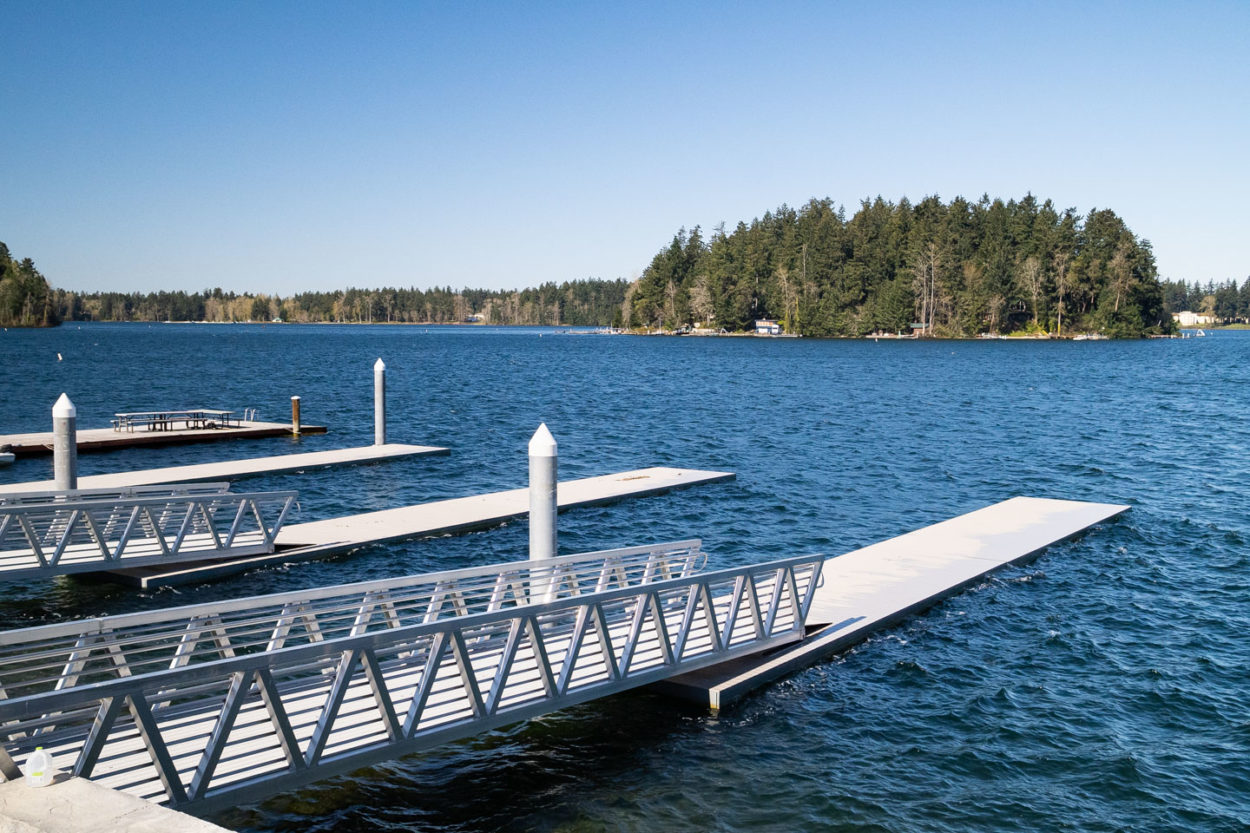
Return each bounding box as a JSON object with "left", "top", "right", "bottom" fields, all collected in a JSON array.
[{"left": 1173, "top": 311, "right": 1214, "bottom": 326}]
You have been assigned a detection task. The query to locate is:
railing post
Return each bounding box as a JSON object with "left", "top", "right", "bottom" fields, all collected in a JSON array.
[
  {"left": 374, "top": 359, "right": 386, "bottom": 446},
  {"left": 290, "top": 396, "right": 301, "bottom": 436},
  {"left": 53, "top": 393, "right": 78, "bottom": 491},
  {"left": 528, "top": 423, "right": 557, "bottom": 562}
]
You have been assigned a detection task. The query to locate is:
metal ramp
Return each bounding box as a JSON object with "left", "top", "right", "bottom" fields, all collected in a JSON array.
[
  {"left": 0, "top": 483, "right": 297, "bottom": 581},
  {"left": 0, "top": 542, "right": 823, "bottom": 813}
]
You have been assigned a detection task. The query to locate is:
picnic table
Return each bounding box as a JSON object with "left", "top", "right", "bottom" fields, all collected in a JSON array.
[{"left": 112, "top": 409, "right": 241, "bottom": 432}]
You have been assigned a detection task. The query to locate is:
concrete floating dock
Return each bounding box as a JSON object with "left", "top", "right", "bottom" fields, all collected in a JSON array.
[
  {"left": 107, "top": 466, "right": 736, "bottom": 588},
  {"left": 658, "top": 496, "right": 1129, "bottom": 709},
  {"left": 0, "top": 421, "right": 326, "bottom": 458},
  {"left": 0, "top": 443, "right": 448, "bottom": 494}
]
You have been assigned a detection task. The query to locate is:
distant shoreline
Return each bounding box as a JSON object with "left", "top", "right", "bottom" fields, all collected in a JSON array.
[{"left": 43, "top": 320, "right": 1225, "bottom": 340}]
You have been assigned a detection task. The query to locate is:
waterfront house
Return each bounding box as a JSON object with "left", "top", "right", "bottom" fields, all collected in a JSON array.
[
  {"left": 1172, "top": 311, "right": 1214, "bottom": 326},
  {"left": 755, "top": 319, "right": 781, "bottom": 335}
]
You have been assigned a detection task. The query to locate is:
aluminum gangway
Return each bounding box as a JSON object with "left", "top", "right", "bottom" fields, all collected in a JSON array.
[
  {"left": 0, "top": 483, "right": 297, "bottom": 581},
  {"left": 0, "top": 541, "right": 823, "bottom": 814}
]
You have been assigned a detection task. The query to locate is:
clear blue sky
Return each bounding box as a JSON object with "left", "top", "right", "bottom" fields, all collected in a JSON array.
[{"left": 2, "top": 1, "right": 1246, "bottom": 294}]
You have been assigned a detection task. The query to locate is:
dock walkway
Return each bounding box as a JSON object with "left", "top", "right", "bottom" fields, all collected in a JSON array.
[
  {"left": 659, "top": 496, "right": 1129, "bottom": 708},
  {"left": 0, "top": 421, "right": 326, "bottom": 458},
  {"left": 109, "top": 466, "right": 736, "bottom": 588},
  {"left": 0, "top": 444, "right": 448, "bottom": 494}
]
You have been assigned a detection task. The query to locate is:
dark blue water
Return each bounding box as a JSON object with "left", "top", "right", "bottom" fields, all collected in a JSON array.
[{"left": 1, "top": 324, "right": 1247, "bottom": 832}]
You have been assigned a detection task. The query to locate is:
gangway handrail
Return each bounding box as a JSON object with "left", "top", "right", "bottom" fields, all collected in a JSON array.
[
  {"left": 0, "top": 552, "right": 823, "bottom": 812},
  {"left": 0, "top": 483, "right": 232, "bottom": 506},
  {"left": 0, "top": 488, "right": 297, "bottom": 582},
  {"left": 0, "top": 541, "right": 705, "bottom": 700}
]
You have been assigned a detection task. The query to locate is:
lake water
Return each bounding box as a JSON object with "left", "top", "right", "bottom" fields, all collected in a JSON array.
[{"left": 1, "top": 324, "right": 1247, "bottom": 832}]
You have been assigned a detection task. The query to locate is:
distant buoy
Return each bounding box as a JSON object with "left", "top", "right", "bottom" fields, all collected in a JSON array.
[{"left": 57, "top": 353, "right": 63, "bottom": 361}]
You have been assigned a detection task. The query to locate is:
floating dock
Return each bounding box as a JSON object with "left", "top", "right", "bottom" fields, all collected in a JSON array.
[
  {"left": 0, "top": 421, "right": 325, "bottom": 458},
  {"left": 658, "top": 496, "right": 1129, "bottom": 708},
  {"left": 0, "top": 444, "right": 448, "bottom": 494},
  {"left": 107, "top": 466, "right": 736, "bottom": 588}
]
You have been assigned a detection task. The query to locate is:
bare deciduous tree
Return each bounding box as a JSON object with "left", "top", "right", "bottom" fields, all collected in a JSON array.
[
  {"left": 663, "top": 279, "right": 678, "bottom": 328},
  {"left": 1109, "top": 241, "right": 1134, "bottom": 314},
  {"left": 1052, "top": 250, "right": 1071, "bottom": 336},
  {"left": 1017, "top": 256, "right": 1044, "bottom": 326},
  {"left": 689, "top": 274, "right": 714, "bottom": 325},
  {"left": 912, "top": 242, "right": 941, "bottom": 335}
]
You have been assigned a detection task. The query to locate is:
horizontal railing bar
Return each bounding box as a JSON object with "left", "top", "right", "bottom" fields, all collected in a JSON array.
[
  {"left": 0, "top": 590, "right": 648, "bottom": 690},
  {"left": 0, "top": 541, "right": 703, "bottom": 646},
  {"left": 0, "top": 484, "right": 233, "bottom": 507},
  {"left": 0, "top": 489, "right": 294, "bottom": 512},
  {"left": 0, "top": 558, "right": 697, "bottom": 672},
  {"left": 0, "top": 547, "right": 710, "bottom": 703}
]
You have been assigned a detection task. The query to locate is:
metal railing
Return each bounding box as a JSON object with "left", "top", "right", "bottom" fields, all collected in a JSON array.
[
  {"left": 0, "top": 540, "right": 705, "bottom": 701},
  {"left": 0, "top": 549, "right": 822, "bottom": 813},
  {"left": 0, "top": 483, "right": 235, "bottom": 506},
  {"left": 0, "top": 486, "right": 297, "bottom": 581}
]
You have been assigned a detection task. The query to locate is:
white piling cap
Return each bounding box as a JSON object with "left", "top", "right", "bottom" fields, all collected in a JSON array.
[
  {"left": 528, "top": 423, "right": 557, "bottom": 456},
  {"left": 52, "top": 393, "right": 76, "bottom": 419},
  {"left": 374, "top": 358, "right": 386, "bottom": 371}
]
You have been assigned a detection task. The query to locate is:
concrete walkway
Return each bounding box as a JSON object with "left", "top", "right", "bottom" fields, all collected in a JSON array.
[{"left": 0, "top": 444, "right": 448, "bottom": 494}]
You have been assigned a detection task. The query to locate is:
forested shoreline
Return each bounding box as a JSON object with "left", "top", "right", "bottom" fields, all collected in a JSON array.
[
  {"left": 628, "top": 195, "right": 1179, "bottom": 337},
  {"left": 7, "top": 193, "right": 1248, "bottom": 335},
  {"left": 53, "top": 280, "right": 627, "bottom": 327},
  {"left": 0, "top": 242, "right": 59, "bottom": 327}
]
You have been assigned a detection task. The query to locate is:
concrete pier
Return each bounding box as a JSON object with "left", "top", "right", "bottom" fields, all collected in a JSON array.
[
  {"left": 105, "top": 466, "right": 735, "bottom": 588},
  {"left": 0, "top": 444, "right": 448, "bottom": 495},
  {"left": 657, "top": 496, "right": 1130, "bottom": 708}
]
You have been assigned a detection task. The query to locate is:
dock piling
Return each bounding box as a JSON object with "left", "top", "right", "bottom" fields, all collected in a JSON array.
[
  {"left": 291, "top": 396, "right": 301, "bottom": 436},
  {"left": 528, "top": 423, "right": 557, "bottom": 563},
  {"left": 374, "top": 359, "right": 386, "bottom": 445},
  {"left": 52, "top": 394, "right": 78, "bottom": 491}
]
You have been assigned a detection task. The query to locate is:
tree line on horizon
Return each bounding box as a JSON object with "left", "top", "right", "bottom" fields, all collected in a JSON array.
[
  {"left": 4, "top": 193, "right": 1245, "bottom": 334},
  {"left": 48, "top": 279, "right": 629, "bottom": 327}
]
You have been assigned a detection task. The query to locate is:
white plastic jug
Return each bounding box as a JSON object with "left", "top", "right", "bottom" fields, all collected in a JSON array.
[{"left": 24, "top": 747, "right": 54, "bottom": 788}]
